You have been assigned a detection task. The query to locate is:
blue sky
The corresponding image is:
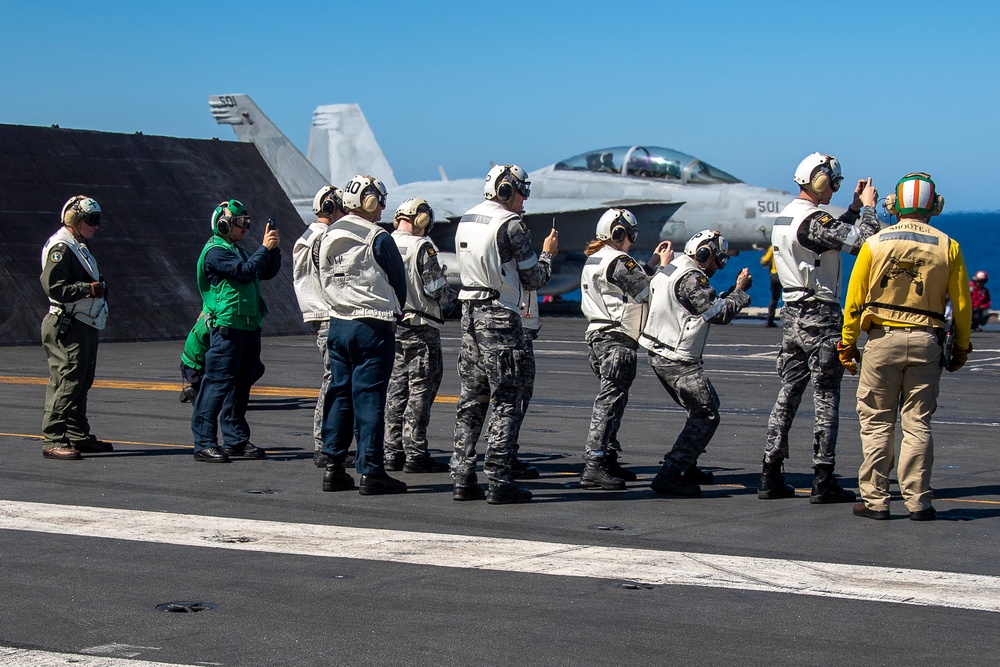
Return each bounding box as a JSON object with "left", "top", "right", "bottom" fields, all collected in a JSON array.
[{"left": 5, "top": 1, "right": 999, "bottom": 211}]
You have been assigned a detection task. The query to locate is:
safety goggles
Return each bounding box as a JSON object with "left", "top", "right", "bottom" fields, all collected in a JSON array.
[
  {"left": 831, "top": 175, "right": 844, "bottom": 192},
  {"left": 80, "top": 213, "right": 101, "bottom": 227},
  {"left": 231, "top": 215, "right": 252, "bottom": 229}
]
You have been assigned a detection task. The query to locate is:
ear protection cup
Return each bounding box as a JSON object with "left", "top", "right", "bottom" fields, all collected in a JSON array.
[
  {"left": 320, "top": 196, "right": 338, "bottom": 216},
  {"left": 811, "top": 167, "right": 830, "bottom": 195},
  {"left": 413, "top": 207, "right": 431, "bottom": 231},
  {"left": 496, "top": 180, "right": 513, "bottom": 202},
  {"left": 695, "top": 244, "right": 713, "bottom": 264},
  {"left": 610, "top": 222, "right": 628, "bottom": 245},
  {"left": 361, "top": 188, "right": 380, "bottom": 214},
  {"left": 217, "top": 217, "right": 231, "bottom": 235}
]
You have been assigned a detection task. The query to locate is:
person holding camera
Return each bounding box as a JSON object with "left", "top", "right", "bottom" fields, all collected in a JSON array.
[
  {"left": 840, "top": 173, "right": 972, "bottom": 521},
  {"left": 641, "top": 230, "right": 751, "bottom": 496},
  {"left": 759, "top": 153, "right": 880, "bottom": 504},
  {"left": 190, "top": 199, "right": 281, "bottom": 463},
  {"left": 39, "top": 196, "right": 111, "bottom": 460}
]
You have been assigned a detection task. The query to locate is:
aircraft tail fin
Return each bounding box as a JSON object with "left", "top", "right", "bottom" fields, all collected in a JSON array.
[
  {"left": 209, "top": 94, "right": 327, "bottom": 220},
  {"left": 308, "top": 104, "right": 398, "bottom": 190}
]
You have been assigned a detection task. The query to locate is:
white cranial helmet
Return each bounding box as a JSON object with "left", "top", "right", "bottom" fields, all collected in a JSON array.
[
  {"left": 484, "top": 164, "right": 530, "bottom": 201},
  {"left": 793, "top": 152, "right": 843, "bottom": 195},
  {"left": 341, "top": 175, "right": 388, "bottom": 214},
  {"left": 595, "top": 208, "right": 638, "bottom": 244},
  {"left": 312, "top": 185, "right": 343, "bottom": 217},
  {"left": 393, "top": 197, "right": 434, "bottom": 231},
  {"left": 684, "top": 229, "right": 729, "bottom": 268},
  {"left": 61, "top": 195, "right": 102, "bottom": 227}
]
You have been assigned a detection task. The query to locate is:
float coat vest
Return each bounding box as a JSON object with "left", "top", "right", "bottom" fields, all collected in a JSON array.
[
  {"left": 319, "top": 214, "right": 400, "bottom": 322},
  {"left": 857, "top": 221, "right": 951, "bottom": 330},
  {"left": 640, "top": 255, "right": 711, "bottom": 362},
  {"left": 292, "top": 221, "right": 333, "bottom": 323},
  {"left": 455, "top": 200, "right": 524, "bottom": 314},
  {"left": 581, "top": 245, "right": 647, "bottom": 341},
  {"left": 197, "top": 236, "right": 266, "bottom": 331},
  {"left": 393, "top": 230, "right": 445, "bottom": 329},
  {"left": 41, "top": 227, "right": 109, "bottom": 330},
  {"left": 771, "top": 198, "right": 842, "bottom": 305}
]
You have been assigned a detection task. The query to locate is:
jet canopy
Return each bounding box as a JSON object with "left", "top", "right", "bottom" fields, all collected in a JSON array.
[{"left": 553, "top": 146, "right": 742, "bottom": 185}]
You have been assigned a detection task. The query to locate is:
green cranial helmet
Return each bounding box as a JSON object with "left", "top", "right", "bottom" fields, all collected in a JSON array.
[{"left": 211, "top": 199, "right": 249, "bottom": 234}]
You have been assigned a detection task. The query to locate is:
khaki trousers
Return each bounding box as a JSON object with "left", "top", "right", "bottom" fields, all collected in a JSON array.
[{"left": 855, "top": 327, "right": 942, "bottom": 512}]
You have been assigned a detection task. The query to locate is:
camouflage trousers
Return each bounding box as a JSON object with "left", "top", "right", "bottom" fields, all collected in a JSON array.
[
  {"left": 384, "top": 324, "right": 444, "bottom": 460},
  {"left": 649, "top": 354, "right": 720, "bottom": 473},
  {"left": 312, "top": 319, "right": 331, "bottom": 452},
  {"left": 764, "top": 300, "right": 844, "bottom": 466},
  {"left": 511, "top": 331, "right": 537, "bottom": 458},
  {"left": 451, "top": 303, "right": 529, "bottom": 485},
  {"left": 585, "top": 330, "right": 638, "bottom": 459}
]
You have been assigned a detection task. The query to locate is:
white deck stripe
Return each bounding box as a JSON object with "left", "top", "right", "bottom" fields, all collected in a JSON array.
[
  {"left": 0, "top": 647, "right": 195, "bottom": 666},
  {"left": 3, "top": 500, "right": 1000, "bottom": 613}
]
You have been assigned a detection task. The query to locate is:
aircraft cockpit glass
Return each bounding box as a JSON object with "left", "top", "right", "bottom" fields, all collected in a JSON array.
[{"left": 554, "top": 146, "right": 742, "bottom": 185}]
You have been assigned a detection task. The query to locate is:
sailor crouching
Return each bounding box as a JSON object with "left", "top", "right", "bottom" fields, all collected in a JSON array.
[{"left": 641, "top": 230, "right": 751, "bottom": 496}]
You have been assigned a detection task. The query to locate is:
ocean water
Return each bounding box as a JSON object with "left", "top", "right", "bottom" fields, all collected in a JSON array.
[{"left": 555, "top": 211, "right": 999, "bottom": 308}]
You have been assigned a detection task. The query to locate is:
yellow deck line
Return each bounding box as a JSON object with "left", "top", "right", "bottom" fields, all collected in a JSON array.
[{"left": 0, "top": 375, "right": 458, "bottom": 402}]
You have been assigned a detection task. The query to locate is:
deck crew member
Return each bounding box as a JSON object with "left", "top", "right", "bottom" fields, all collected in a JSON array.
[
  {"left": 760, "top": 153, "right": 879, "bottom": 503},
  {"left": 294, "top": 186, "right": 345, "bottom": 467},
  {"left": 642, "top": 230, "right": 750, "bottom": 496},
  {"left": 384, "top": 198, "right": 455, "bottom": 474},
  {"left": 39, "top": 195, "right": 112, "bottom": 460},
  {"left": 451, "top": 164, "right": 557, "bottom": 504},
  {"left": 318, "top": 175, "right": 409, "bottom": 495},
  {"left": 579, "top": 208, "right": 673, "bottom": 489},
  {"left": 191, "top": 200, "right": 281, "bottom": 463},
  {"left": 841, "top": 172, "right": 972, "bottom": 521}
]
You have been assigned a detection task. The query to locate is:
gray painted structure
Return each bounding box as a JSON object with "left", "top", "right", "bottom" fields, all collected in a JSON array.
[{"left": 0, "top": 124, "right": 309, "bottom": 344}]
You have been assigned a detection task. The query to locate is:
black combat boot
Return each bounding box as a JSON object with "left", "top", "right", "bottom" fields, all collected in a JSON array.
[
  {"left": 650, "top": 466, "right": 701, "bottom": 497},
  {"left": 580, "top": 459, "right": 627, "bottom": 490},
  {"left": 684, "top": 466, "right": 715, "bottom": 485},
  {"left": 384, "top": 451, "right": 405, "bottom": 471},
  {"left": 453, "top": 473, "right": 487, "bottom": 501},
  {"left": 809, "top": 464, "right": 856, "bottom": 504},
  {"left": 606, "top": 449, "right": 637, "bottom": 481},
  {"left": 511, "top": 456, "right": 540, "bottom": 479},
  {"left": 757, "top": 458, "right": 796, "bottom": 499},
  {"left": 323, "top": 461, "right": 356, "bottom": 492},
  {"left": 486, "top": 483, "right": 532, "bottom": 504}
]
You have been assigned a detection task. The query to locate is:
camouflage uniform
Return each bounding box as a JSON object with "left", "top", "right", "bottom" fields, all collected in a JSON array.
[
  {"left": 511, "top": 329, "right": 537, "bottom": 459},
  {"left": 452, "top": 220, "right": 551, "bottom": 486},
  {"left": 311, "top": 319, "right": 330, "bottom": 453},
  {"left": 584, "top": 255, "right": 656, "bottom": 459},
  {"left": 648, "top": 270, "right": 749, "bottom": 473},
  {"left": 384, "top": 241, "right": 454, "bottom": 462},
  {"left": 765, "top": 206, "right": 879, "bottom": 466}
]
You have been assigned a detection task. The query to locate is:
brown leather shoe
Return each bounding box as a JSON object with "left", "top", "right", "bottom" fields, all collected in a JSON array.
[{"left": 42, "top": 446, "right": 82, "bottom": 460}]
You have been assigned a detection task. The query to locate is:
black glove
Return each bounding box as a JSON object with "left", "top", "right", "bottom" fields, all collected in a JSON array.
[
  {"left": 947, "top": 342, "right": 972, "bottom": 373},
  {"left": 89, "top": 282, "right": 105, "bottom": 298}
]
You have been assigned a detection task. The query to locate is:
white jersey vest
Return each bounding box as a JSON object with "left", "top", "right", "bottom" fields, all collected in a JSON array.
[
  {"left": 640, "top": 255, "right": 711, "bottom": 362},
  {"left": 319, "top": 214, "right": 400, "bottom": 321},
  {"left": 392, "top": 230, "right": 445, "bottom": 329},
  {"left": 41, "top": 227, "right": 108, "bottom": 330},
  {"left": 292, "top": 220, "right": 332, "bottom": 323},
  {"left": 581, "top": 245, "right": 648, "bottom": 341},
  {"left": 455, "top": 200, "right": 524, "bottom": 314},
  {"left": 771, "top": 198, "right": 842, "bottom": 304}
]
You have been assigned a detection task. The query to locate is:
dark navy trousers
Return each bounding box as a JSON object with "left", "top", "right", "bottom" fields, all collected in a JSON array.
[
  {"left": 321, "top": 317, "right": 395, "bottom": 475},
  {"left": 191, "top": 327, "right": 264, "bottom": 453}
]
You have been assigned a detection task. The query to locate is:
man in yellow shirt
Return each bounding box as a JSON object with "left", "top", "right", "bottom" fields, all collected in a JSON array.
[{"left": 839, "top": 172, "right": 972, "bottom": 521}]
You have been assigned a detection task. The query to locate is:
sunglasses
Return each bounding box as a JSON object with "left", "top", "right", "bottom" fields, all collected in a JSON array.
[{"left": 80, "top": 213, "right": 101, "bottom": 227}]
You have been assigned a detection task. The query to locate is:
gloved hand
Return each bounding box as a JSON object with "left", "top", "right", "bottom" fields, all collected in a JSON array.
[
  {"left": 89, "top": 282, "right": 105, "bottom": 298},
  {"left": 837, "top": 341, "right": 862, "bottom": 375},
  {"left": 947, "top": 341, "right": 973, "bottom": 373}
]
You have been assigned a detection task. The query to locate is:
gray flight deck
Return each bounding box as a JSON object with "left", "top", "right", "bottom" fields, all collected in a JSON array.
[{"left": 1, "top": 317, "right": 999, "bottom": 666}]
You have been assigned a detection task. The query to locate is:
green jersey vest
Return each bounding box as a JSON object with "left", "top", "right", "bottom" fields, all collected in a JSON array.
[{"left": 196, "top": 236, "right": 267, "bottom": 331}]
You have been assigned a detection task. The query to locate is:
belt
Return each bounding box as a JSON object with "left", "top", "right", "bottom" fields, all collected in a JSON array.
[{"left": 867, "top": 324, "right": 938, "bottom": 339}]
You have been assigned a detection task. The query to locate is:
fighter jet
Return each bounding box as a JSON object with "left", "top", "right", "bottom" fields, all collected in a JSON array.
[{"left": 209, "top": 94, "right": 796, "bottom": 294}]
